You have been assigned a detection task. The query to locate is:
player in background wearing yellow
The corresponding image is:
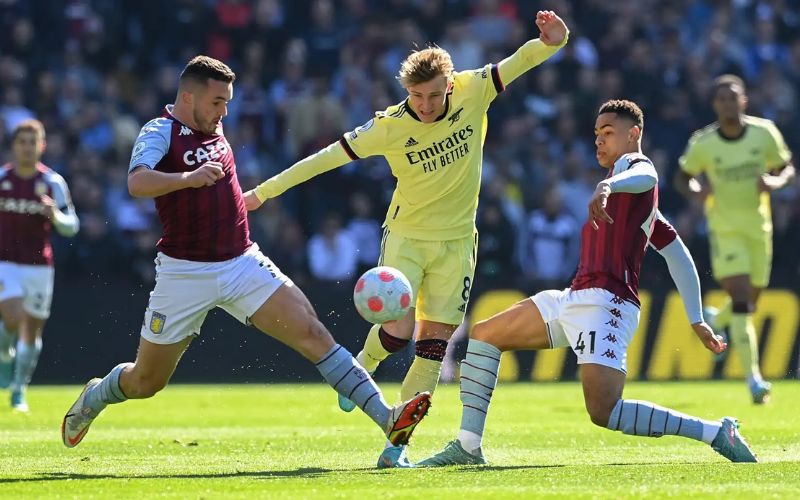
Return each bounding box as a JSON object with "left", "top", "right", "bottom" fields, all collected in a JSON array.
[
  {"left": 245, "top": 10, "right": 568, "bottom": 468},
  {"left": 676, "top": 74, "right": 794, "bottom": 404}
]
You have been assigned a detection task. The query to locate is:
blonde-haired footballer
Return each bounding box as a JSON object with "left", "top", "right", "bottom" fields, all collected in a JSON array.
[
  {"left": 245, "top": 10, "right": 568, "bottom": 468},
  {"left": 675, "top": 74, "right": 794, "bottom": 404}
]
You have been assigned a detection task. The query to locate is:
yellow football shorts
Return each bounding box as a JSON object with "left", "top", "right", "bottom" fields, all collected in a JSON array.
[
  {"left": 378, "top": 228, "right": 478, "bottom": 325},
  {"left": 709, "top": 229, "right": 772, "bottom": 288}
]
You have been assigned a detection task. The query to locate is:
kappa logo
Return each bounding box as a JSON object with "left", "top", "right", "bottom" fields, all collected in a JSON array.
[
  {"left": 605, "top": 319, "right": 619, "bottom": 329},
  {"left": 149, "top": 311, "right": 167, "bottom": 334},
  {"left": 610, "top": 308, "right": 622, "bottom": 318},
  {"left": 179, "top": 126, "right": 193, "bottom": 136},
  {"left": 603, "top": 333, "right": 618, "bottom": 343},
  {"left": 404, "top": 137, "right": 419, "bottom": 147},
  {"left": 601, "top": 349, "right": 617, "bottom": 359},
  {"left": 611, "top": 296, "right": 625, "bottom": 305},
  {"left": 448, "top": 107, "right": 464, "bottom": 126}
]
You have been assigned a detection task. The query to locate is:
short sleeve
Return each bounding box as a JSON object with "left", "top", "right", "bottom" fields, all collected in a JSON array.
[
  {"left": 649, "top": 211, "right": 678, "bottom": 250},
  {"left": 679, "top": 135, "right": 705, "bottom": 176},
  {"left": 459, "top": 64, "right": 503, "bottom": 108},
  {"left": 340, "top": 115, "right": 388, "bottom": 160},
  {"left": 129, "top": 118, "right": 172, "bottom": 172},
  {"left": 763, "top": 121, "right": 792, "bottom": 171}
]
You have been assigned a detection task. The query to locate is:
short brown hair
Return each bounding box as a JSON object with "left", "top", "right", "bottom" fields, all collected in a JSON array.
[
  {"left": 397, "top": 45, "right": 454, "bottom": 87},
  {"left": 712, "top": 73, "right": 746, "bottom": 97},
  {"left": 11, "top": 118, "right": 46, "bottom": 143},
  {"left": 180, "top": 55, "right": 236, "bottom": 86},
  {"left": 598, "top": 99, "right": 644, "bottom": 129}
]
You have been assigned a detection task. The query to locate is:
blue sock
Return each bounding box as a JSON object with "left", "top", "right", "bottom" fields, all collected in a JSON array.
[
  {"left": 85, "top": 362, "right": 132, "bottom": 413},
  {"left": 458, "top": 339, "right": 502, "bottom": 453},
  {"left": 316, "top": 344, "right": 390, "bottom": 428},
  {"left": 607, "top": 399, "right": 721, "bottom": 444},
  {"left": 10, "top": 338, "right": 42, "bottom": 392}
]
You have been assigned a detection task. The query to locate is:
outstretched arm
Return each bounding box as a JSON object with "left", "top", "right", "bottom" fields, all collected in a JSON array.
[
  {"left": 244, "top": 141, "right": 354, "bottom": 211},
  {"left": 651, "top": 216, "right": 726, "bottom": 355},
  {"left": 495, "top": 10, "right": 569, "bottom": 89}
]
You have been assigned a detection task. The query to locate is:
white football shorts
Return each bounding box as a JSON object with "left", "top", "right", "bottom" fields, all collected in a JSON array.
[
  {"left": 0, "top": 261, "right": 54, "bottom": 319},
  {"left": 140, "top": 243, "right": 292, "bottom": 345},
  {"left": 531, "top": 287, "right": 640, "bottom": 373}
]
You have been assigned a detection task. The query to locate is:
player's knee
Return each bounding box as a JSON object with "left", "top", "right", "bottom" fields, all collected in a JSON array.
[
  {"left": 1, "top": 312, "right": 23, "bottom": 332},
  {"left": 471, "top": 319, "right": 494, "bottom": 342},
  {"left": 294, "top": 319, "right": 334, "bottom": 359},
  {"left": 585, "top": 399, "right": 614, "bottom": 427}
]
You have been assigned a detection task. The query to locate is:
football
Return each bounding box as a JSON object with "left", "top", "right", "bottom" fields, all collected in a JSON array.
[{"left": 353, "top": 266, "right": 413, "bottom": 324}]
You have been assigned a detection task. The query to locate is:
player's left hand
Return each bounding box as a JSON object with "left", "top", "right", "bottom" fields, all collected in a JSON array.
[
  {"left": 588, "top": 182, "right": 613, "bottom": 230},
  {"left": 243, "top": 190, "right": 264, "bottom": 211},
  {"left": 536, "top": 10, "right": 568, "bottom": 46},
  {"left": 692, "top": 321, "right": 727, "bottom": 355},
  {"left": 40, "top": 194, "right": 57, "bottom": 220}
]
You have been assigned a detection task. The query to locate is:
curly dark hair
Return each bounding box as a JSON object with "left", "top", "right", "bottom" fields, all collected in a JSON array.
[
  {"left": 179, "top": 55, "right": 236, "bottom": 86},
  {"left": 598, "top": 99, "right": 644, "bottom": 129}
]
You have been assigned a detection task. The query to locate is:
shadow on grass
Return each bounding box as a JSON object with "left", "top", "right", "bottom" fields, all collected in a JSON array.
[{"left": 0, "top": 467, "right": 369, "bottom": 483}]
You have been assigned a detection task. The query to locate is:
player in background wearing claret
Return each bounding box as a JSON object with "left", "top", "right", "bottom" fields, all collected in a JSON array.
[
  {"left": 0, "top": 119, "right": 79, "bottom": 412},
  {"left": 676, "top": 74, "right": 794, "bottom": 404},
  {"left": 245, "top": 11, "right": 569, "bottom": 468},
  {"left": 61, "top": 56, "right": 430, "bottom": 452},
  {"left": 419, "top": 100, "right": 758, "bottom": 467}
]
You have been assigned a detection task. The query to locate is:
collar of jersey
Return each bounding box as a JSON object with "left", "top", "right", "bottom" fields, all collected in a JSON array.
[
  {"left": 403, "top": 93, "right": 452, "bottom": 123},
  {"left": 716, "top": 123, "right": 748, "bottom": 142},
  {"left": 163, "top": 104, "right": 217, "bottom": 136}
]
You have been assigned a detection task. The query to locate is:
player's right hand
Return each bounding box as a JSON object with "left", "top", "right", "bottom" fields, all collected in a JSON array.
[
  {"left": 589, "top": 181, "right": 613, "bottom": 230},
  {"left": 243, "top": 190, "right": 264, "bottom": 211},
  {"left": 183, "top": 161, "right": 225, "bottom": 188},
  {"left": 691, "top": 321, "right": 727, "bottom": 355}
]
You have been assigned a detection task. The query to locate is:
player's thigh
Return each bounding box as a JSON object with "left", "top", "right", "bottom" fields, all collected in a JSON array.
[
  {"left": 247, "top": 282, "right": 334, "bottom": 362},
  {"left": 217, "top": 246, "right": 293, "bottom": 327},
  {"left": 710, "top": 231, "right": 751, "bottom": 285},
  {"left": 0, "top": 262, "right": 25, "bottom": 329},
  {"left": 559, "top": 289, "right": 638, "bottom": 375},
  {"left": 19, "top": 265, "right": 54, "bottom": 320},
  {"left": 380, "top": 230, "right": 425, "bottom": 306},
  {"left": 746, "top": 232, "right": 772, "bottom": 289},
  {"left": 471, "top": 298, "right": 550, "bottom": 351},
  {"left": 379, "top": 229, "right": 425, "bottom": 337},
  {"left": 417, "top": 232, "right": 478, "bottom": 326},
  {"left": 139, "top": 256, "right": 217, "bottom": 345}
]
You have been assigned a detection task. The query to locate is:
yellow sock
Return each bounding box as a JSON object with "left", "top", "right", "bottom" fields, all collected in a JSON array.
[
  {"left": 400, "top": 356, "right": 443, "bottom": 403},
  {"left": 715, "top": 298, "right": 732, "bottom": 330},
  {"left": 356, "top": 324, "right": 391, "bottom": 373},
  {"left": 729, "top": 313, "right": 761, "bottom": 379}
]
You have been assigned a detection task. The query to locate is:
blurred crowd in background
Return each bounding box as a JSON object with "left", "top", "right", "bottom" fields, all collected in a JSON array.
[{"left": 1, "top": 0, "right": 799, "bottom": 295}]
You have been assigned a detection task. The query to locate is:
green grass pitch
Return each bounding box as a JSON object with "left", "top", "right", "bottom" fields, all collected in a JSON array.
[{"left": 1, "top": 381, "right": 799, "bottom": 499}]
